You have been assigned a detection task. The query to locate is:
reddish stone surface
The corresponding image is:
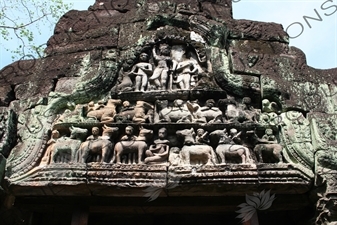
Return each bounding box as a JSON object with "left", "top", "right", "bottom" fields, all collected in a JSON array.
[{"left": 1, "top": 1, "right": 336, "bottom": 224}]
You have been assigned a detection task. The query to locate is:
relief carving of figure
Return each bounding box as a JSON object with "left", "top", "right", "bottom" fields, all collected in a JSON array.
[
  {"left": 174, "top": 52, "right": 198, "bottom": 90},
  {"left": 149, "top": 44, "right": 173, "bottom": 90},
  {"left": 113, "top": 69, "right": 133, "bottom": 92},
  {"left": 187, "top": 99, "right": 223, "bottom": 123},
  {"left": 239, "top": 97, "right": 260, "bottom": 122},
  {"left": 86, "top": 99, "right": 122, "bottom": 123},
  {"left": 176, "top": 128, "right": 216, "bottom": 165},
  {"left": 210, "top": 128, "right": 253, "bottom": 164},
  {"left": 262, "top": 99, "right": 280, "bottom": 113},
  {"left": 129, "top": 52, "right": 153, "bottom": 91},
  {"left": 77, "top": 125, "right": 119, "bottom": 163},
  {"left": 115, "top": 101, "right": 154, "bottom": 123},
  {"left": 156, "top": 99, "right": 191, "bottom": 123},
  {"left": 195, "top": 128, "right": 209, "bottom": 145},
  {"left": 253, "top": 128, "right": 283, "bottom": 163},
  {"left": 219, "top": 97, "right": 258, "bottom": 123},
  {"left": 40, "top": 130, "right": 60, "bottom": 165},
  {"left": 54, "top": 102, "right": 86, "bottom": 124},
  {"left": 51, "top": 126, "right": 88, "bottom": 164},
  {"left": 144, "top": 128, "right": 170, "bottom": 164},
  {"left": 111, "top": 126, "right": 153, "bottom": 164}
]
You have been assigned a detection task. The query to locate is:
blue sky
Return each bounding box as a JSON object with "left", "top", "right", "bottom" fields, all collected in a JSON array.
[{"left": 1, "top": 0, "right": 336, "bottom": 70}]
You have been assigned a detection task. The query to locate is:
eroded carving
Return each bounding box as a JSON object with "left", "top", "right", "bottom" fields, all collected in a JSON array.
[
  {"left": 115, "top": 101, "right": 154, "bottom": 123},
  {"left": 219, "top": 97, "right": 260, "bottom": 123},
  {"left": 149, "top": 44, "right": 173, "bottom": 91},
  {"left": 176, "top": 128, "right": 216, "bottom": 165},
  {"left": 210, "top": 129, "right": 253, "bottom": 164},
  {"left": 253, "top": 128, "right": 283, "bottom": 163},
  {"left": 51, "top": 126, "right": 88, "bottom": 164},
  {"left": 129, "top": 52, "right": 153, "bottom": 92},
  {"left": 156, "top": 99, "right": 191, "bottom": 123},
  {"left": 78, "top": 125, "right": 118, "bottom": 163},
  {"left": 144, "top": 127, "right": 169, "bottom": 164},
  {"left": 111, "top": 126, "right": 153, "bottom": 164},
  {"left": 86, "top": 99, "right": 122, "bottom": 123}
]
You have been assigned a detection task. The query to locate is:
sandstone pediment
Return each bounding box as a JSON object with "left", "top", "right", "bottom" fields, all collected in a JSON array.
[{"left": 1, "top": 1, "right": 337, "bottom": 224}]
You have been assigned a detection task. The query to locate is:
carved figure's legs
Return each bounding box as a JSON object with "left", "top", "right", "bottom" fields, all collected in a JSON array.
[
  {"left": 240, "top": 151, "right": 246, "bottom": 164},
  {"left": 175, "top": 74, "right": 191, "bottom": 90},
  {"left": 111, "top": 144, "right": 121, "bottom": 164},
  {"left": 81, "top": 148, "right": 89, "bottom": 163},
  {"left": 116, "top": 152, "right": 121, "bottom": 164},
  {"left": 101, "top": 143, "right": 112, "bottom": 163},
  {"left": 135, "top": 75, "right": 142, "bottom": 92},
  {"left": 161, "top": 69, "right": 168, "bottom": 90},
  {"left": 135, "top": 75, "right": 148, "bottom": 92},
  {"left": 206, "top": 152, "right": 213, "bottom": 165},
  {"left": 180, "top": 149, "right": 190, "bottom": 165},
  {"left": 216, "top": 146, "right": 225, "bottom": 164},
  {"left": 138, "top": 147, "right": 146, "bottom": 164},
  {"left": 254, "top": 145, "right": 264, "bottom": 163},
  {"left": 149, "top": 68, "right": 163, "bottom": 89},
  {"left": 244, "top": 147, "right": 253, "bottom": 164},
  {"left": 273, "top": 145, "right": 283, "bottom": 163},
  {"left": 182, "top": 74, "right": 191, "bottom": 90},
  {"left": 141, "top": 75, "right": 148, "bottom": 91}
]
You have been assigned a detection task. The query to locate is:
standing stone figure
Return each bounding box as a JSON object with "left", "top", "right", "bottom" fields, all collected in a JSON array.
[
  {"left": 149, "top": 44, "right": 173, "bottom": 90},
  {"left": 129, "top": 52, "right": 153, "bottom": 91},
  {"left": 175, "top": 53, "right": 198, "bottom": 90}
]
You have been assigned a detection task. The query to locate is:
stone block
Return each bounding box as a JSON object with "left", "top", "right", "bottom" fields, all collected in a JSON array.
[
  {"left": 200, "top": 0, "right": 232, "bottom": 20},
  {"left": 55, "top": 77, "right": 81, "bottom": 95}
]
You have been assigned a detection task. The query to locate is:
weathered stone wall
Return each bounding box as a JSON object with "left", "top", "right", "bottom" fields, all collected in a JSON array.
[{"left": 0, "top": 1, "right": 336, "bottom": 224}]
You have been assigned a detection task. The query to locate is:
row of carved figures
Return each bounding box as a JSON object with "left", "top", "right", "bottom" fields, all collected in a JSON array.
[
  {"left": 114, "top": 44, "right": 210, "bottom": 92},
  {"left": 54, "top": 98, "right": 280, "bottom": 125},
  {"left": 41, "top": 125, "right": 283, "bottom": 166}
]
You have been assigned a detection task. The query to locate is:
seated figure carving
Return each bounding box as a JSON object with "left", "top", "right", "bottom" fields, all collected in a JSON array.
[
  {"left": 219, "top": 97, "right": 258, "bottom": 123},
  {"left": 186, "top": 99, "right": 223, "bottom": 124},
  {"left": 111, "top": 126, "right": 153, "bottom": 164},
  {"left": 54, "top": 102, "right": 86, "bottom": 124},
  {"left": 115, "top": 101, "right": 154, "bottom": 123},
  {"left": 195, "top": 128, "right": 209, "bottom": 145},
  {"left": 253, "top": 129, "right": 283, "bottom": 163},
  {"left": 86, "top": 99, "right": 122, "bottom": 123},
  {"left": 113, "top": 69, "right": 133, "bottom": 92},
  {"left": 210, "top": 128, "right": 253, "bottom": 164},
  {"left": 156, "top": 99, "right": 191, "bottom": 123},
  {"left": 77, "top": 125, "right": 118, "bottom": 163},
  {"left": 176, "top": 128, "right": 216, "bottom": 165},
  {"left": 238, "top": 97, "right": 260, "bottom": 122},
  {"left": 144, "top": 128, "right": 170, "bottom": 164}
]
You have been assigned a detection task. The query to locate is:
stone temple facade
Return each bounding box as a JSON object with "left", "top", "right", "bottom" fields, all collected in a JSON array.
[{"left": 0, "top": 0, "right": 337, "bottom": 224}]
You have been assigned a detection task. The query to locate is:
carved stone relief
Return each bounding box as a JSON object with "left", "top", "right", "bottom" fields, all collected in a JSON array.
[{"left": 2, "top": 1, "right": 337, "bottom": 224}]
